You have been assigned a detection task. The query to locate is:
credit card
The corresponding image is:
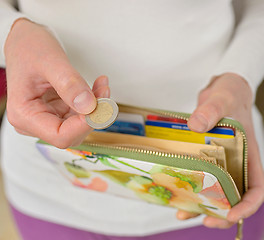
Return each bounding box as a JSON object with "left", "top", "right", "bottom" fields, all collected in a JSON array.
[
  {"left": 147, "top": 114, "right": 235, "bottom": 132},
  {"left": 145, "top": 120, "right": 234, "bottom": 144},
  {"left": 98, "top": 112, "right": 145, "bottom": 136},
  {"left": 147, "top": 114, "right": 187, "bottom": 124}
]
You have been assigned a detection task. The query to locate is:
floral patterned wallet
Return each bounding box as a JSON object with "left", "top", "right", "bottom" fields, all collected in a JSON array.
[{"left": 37, "top": 104, "right": 247, "bottom": 240}]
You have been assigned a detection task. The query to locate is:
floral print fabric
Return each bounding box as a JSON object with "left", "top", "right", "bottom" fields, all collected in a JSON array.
[{"left": 37, "top": 144, "right": 231, "bottom": 218}]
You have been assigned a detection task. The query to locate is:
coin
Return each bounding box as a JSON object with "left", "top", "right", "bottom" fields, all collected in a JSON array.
[{"left": 85, "top": 98, "right": 119, "bottom": 129}]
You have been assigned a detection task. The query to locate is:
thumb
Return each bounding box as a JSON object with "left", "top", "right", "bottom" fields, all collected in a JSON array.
[
  {"left": 188, "top": 93, "right": 230, "bottom": 133},
  {"left": 44, "top": 61, "right": 97, "bottom": 114}
]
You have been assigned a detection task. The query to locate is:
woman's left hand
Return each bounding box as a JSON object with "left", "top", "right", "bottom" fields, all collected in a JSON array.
[{"left": 177, "top": 73, "right": 264, "bottom": 229}]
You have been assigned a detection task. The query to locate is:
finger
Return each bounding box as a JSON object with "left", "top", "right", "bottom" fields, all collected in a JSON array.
[
  {"left": 93, "top": 86, "right": 110, "bottom": 99},
  {"left": 46, "top": 98, "right": 71, "bottom": 118},
  {"left": 188, "top": 93, "right": 231, "bottom": 133},
  {"left": 42, "top": 89, "right": 71, "bottom": 118},
  {"left": 177, "top": 210, "right": 200, "bottom": 220},
  {"left": 14, "top": 127, "right": 31, "bottom": 136},
  {"left": 35, "top": 113, "right": 92, "bottom": 148},
  {"left": 15, "top": 100, "right": 93, "bottom": 148},
  {"left": 62, "top": 108, "right": 78, "bottom": 119},
  {"left": 226, "top": 124, "right": 264, "bottom": 222},
  {"left": 203, "top": 216, "right": 235, "bottom": 229},
  {"left": 43, "top": 60, "right": 97, "bottom": 115},
  {"left": 92, "top": 75, "right": 109, "bottom": 93},
  {"left": 227, "top": 186, "right": 264, "bottom": 223}
]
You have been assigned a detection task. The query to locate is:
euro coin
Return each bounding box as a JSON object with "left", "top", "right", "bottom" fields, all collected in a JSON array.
[{"left": 85, "top": 98, "right": 119, "bottom": 129}]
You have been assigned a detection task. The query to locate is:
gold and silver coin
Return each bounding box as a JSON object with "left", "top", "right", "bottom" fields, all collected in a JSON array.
[{"left": 85, "top": 98, "right": 119, "bottom": 129}]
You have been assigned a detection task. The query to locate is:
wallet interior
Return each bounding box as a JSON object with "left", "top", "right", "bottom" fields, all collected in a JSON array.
[{"left": 84, "top": 104, "right": 244, "bottom": 195}]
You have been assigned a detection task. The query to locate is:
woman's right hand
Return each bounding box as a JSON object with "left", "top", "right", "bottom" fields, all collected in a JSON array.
[{"left": 4, "top": 19, "right": 109, "bottom": 148}]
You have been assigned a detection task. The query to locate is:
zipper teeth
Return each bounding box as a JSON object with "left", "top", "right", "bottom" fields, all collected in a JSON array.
[
  {"left": 84, "top": 140, "right": 241, "bottom": 199},
  {"left": 152, "top": 110, "right": 248, "bottom": 193},
  {"left": 215, "top": 123, "right": 248, "bottom": 192},
  {"left": 84, "top": 142, "right": 209, "bottom": 161}
]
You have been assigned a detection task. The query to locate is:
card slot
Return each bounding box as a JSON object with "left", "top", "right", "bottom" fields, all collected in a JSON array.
[
  {"left": 210, "top": 131, "right": 244, "bottom": 195},
  {"left": 200, "top": 148, "right": 226, "bottom": 169},
  {"left": 84, "top": 131, "right": 224, "bottom": 161},
  {"left": 199, "top": 151, "right": 217, "bottom": 164}
]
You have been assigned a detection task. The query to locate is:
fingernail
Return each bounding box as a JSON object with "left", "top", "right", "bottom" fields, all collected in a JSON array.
[
  {"left": 189, "top": 114, "right": 208, "bottom": 132},
  {"left": 73, "top": 91, "right": 96, "bottom": 114}
]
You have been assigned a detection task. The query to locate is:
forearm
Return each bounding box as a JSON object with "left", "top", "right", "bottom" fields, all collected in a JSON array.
[{"left": 212, "top": 0, "right": 264, "bottom": 95}]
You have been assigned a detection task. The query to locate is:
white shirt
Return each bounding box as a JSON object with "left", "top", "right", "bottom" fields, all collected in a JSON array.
[{"left": 1, "top": 0, "right": 264, "bottom": 236}]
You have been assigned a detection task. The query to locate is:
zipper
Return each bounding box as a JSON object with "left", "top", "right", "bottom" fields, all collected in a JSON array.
[
  {"left": 82, "top": 140, "right": 240, "bottom": 197},
  {"left": 82, "top": 131, "right": 241, "bottom": 202},
  {"left": 79, "top": 104, "right": 247, "bottom": 203}
]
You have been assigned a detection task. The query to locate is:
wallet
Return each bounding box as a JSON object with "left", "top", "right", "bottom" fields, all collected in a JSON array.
[{"left": 37, "top": 103, "right": 247, "bottom": 240}]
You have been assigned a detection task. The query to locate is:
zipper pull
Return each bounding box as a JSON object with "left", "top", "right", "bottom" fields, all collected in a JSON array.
[{"left": 235, "top": 219, "right": 244, "bottom": 240}]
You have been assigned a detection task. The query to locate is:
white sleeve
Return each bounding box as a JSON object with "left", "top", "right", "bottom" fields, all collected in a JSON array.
[
  {"left": 0, "top": 0, "right": 28, "bottom": 67},
  {"left": 212, "top": 0, "right": 264, "bottom": 95}
]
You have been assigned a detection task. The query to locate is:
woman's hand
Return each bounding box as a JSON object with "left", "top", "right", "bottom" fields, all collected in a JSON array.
[
  {"left": 177, "top": 73, "right": 264, "bottom": 229},
  {"left": 4, "top": 19, "right": 110, "bottom": 148}
]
